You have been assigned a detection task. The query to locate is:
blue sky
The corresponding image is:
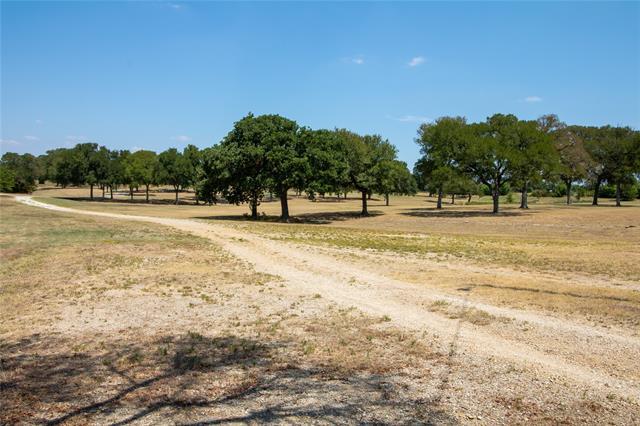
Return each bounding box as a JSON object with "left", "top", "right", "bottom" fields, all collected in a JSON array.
[{"left": 2, "top": 1, "right": 639, "bottom": 167}]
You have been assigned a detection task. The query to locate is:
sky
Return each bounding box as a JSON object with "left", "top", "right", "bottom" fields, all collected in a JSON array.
[{"left": 1, "top": 1, "right": 639, "bottom": 167}]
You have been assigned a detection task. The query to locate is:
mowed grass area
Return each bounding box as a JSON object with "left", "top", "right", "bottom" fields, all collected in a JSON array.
[{"left": 0, "top": 196, "right": 447, "bottom": 424}]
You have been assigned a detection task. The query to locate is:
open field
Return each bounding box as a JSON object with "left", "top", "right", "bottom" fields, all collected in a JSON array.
[{"left": 2, "top": 187, "right": 640, "bottom": 424}]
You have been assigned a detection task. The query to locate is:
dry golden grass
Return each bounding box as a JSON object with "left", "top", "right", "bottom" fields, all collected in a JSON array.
[
  {"left": 4, "top": 189, "right": 640, "bottom": 424},
  {"left": 0, "top": 196, "right": 445, "bottom": 424},
  {"left": 27, "top": 185, "right": 640, "bottom": 328}
]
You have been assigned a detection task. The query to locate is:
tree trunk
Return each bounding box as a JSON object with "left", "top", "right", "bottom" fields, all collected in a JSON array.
[
  {"left": 129, "top": 186, "right": 133, "bottom": 201},
  {"left": 436, "top": 189, "right": 443, "bottom": 209},
  {"left": 565, "top": 180, "right": 572, "bottom": 205},
  {"left": 492, "top": 186, "right": 500, "bottom": 214},
  {"left": 174, "top": 186, "right": 179, "bottom": 205},
  {"left": 519, "top": 181, "right": 528, "bottom": 209},
  {"left": 110, "top": 185, "right": 113, "bottom": 200},
  {"left": 361, "top": 191, "right": 369, "bottom": 216},
  {"left": 367, "top": 192, "right": 372, "bottom": 200},
  {"left": 592, "top": 176, "right": 601, "bottom": 206},
  {"left": 250, "top": 196, "right": 258, "bottom": 220},
  {"left": 145, "top": 184, "right": 150, "bottom": 203},
  {"left": 90, "top": 184, "right": 94, "bottom": 200},
  {"left": 467, "top": 193, "right": 472, "bottom": 203},
  {"left": 102, "top": 186, "right": 105, "bottom": 199},
  {"left": 279, "top": 189, "right": 290, "bottom": 221},
  {"left": 616, "top": 181, "right": 621, "bottom": 207},
  {"left": 385, "top": 193, "right": 389, "bottom": 206},
  {"left": 451, "top": 193, "right": 455, "bottom": 205}
]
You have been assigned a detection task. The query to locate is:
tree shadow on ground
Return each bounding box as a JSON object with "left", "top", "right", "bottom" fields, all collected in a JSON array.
[
  {"left": 1, "top": 333, "right": 455, "bottom": 425},
  {"left": 468, "top": 282, "right": 635, "bottom": 303},
  {"left": 401, "top": 207, "right": 530, "bottom": 219},
  {"left": 55, "top": 195, "right": 215, "bottom": 206},
  {"left": 195, "top": 210, "right": 384, "bottom": 225}
]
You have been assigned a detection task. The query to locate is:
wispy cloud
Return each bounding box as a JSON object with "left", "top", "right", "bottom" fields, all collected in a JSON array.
[
  {"left": 524, "top": 96, "right": 543, "bottom": 103},
  {"left": 66, "top": 135, "right": 88, "bottom": 143},
  {"left": 408, "top": 56, "right": 425, "bottom": 67},
  {"left": 24, "top": 135, "right": 40, "bottom": 141},
  {"left": 388, "top": 115, "right": 432, "bottom": 123},
  {"left": 172, "top": 135, "right": 192, "bottom": 142},
  {"left": 131, "top": 146, "right": 142, "bottom": 153},
  {"left": 1, "top": 139, "right": 21, "bottom": 146},
  {"left": 35, "top": 119, "right": 43, "bottom": 125},
  {"left": 343, "top": 55, "right": 364, "bottom": 65},
  {"left": 167, "top": 3, "right": 183, "bottom": 10}
]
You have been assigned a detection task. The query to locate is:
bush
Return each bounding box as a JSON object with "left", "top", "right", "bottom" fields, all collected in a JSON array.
[
  {"left": 531, "top": 189, "right": 549, "bottom": 198},
  {"left": 506, "top": 192, "right": 514, "bottom": 203},
  {"left": 599, "top": 182, "right": 639, "bottom": 200},
  {"left": 598, "top": 184, "right": 617, "bottom": 198},
  {"left": 0, "top": 166, "right": 16, "bottom": 192},
  {"left": 621, "top": 183, "right": 639, "bottom": 201}
]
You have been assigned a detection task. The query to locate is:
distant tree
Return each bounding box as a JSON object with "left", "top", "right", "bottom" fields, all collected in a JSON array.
[
  {"left": 596, "top": 126, "right": 640, "bottom": 206},
  {"left": 213, "top": 115, "right": 268, "bottom": 219},
  {"left": 0, "top": 152, "right": 38, "bottom": 193},
  {"left": 0, "top": 165, "right": 16, "bottom": 192},
  {"left": 373, "top": 160, "right": 417, "bottom": 206},
  {"left": 47, "top": 148, "right": 73, "bottom": 187},
  {"left": 413, "top": 157, "right": 454, "bottom": 208},
  {"left": 125, "top": 150, "right": 157, "bottom": 203},
  {"left": 91, "top": 146, "right": 111, "bottom": 199},
  {"left": 415, "top": 117, "right": 468, "bottom": 209},
  {"left": 212, "top": 113, "right": 305, "bottom": 220},
  {"left": 336, "top": 130, "right": 397, "bottom": 216},
  {"left": 537, "top": 115, "right": 591, "bottom": 205},
  {"left": 444, "top": 173, "right": 480, "bottom": 204},
  {"left": 302, "top": 128, "right": 349, "bottom": 200},
  {"left": 552, "top": 129, "right": 591, "bottom": 205},
  {"left": 157, "top": 148, "right": 190, "bottom": 205},
  {"left": 198, "top": 145, "right": 229, "bottom": 205},
  {"left": 568, "top": 125, "right": 611, "bottom": 205},
  {"left": 183, "top": 144, "right": 202, "bottom": 204},
  {"left": 459, "top": 114, "right": 524, "bottom": 214},
  {"left": 105, "top": 150, "right": 127, "bottom": 199},
  {"left": 73, "top": 143, "right": 100, "bottom": 197},
  {"left": 511, "top": 119, "right": 558, "bottom": 209},
  {"left": 35, "top": 155, "right": 48, "bottom": 184},
  {"left": 258, "top": 115, "right": 305, "bottom": 221}
]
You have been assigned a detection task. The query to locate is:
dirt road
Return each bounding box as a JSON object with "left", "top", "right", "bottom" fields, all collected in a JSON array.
[{"left": 15, "top": 195, "right": 640, "bottom": 410}]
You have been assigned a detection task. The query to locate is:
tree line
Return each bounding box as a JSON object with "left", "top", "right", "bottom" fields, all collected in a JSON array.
[
  {"left": 1, "top": 113, "right": 638, "bottom": 217},
  {"left": 0, "top": 113, "right": 416, "bottom": 220},
  {"left": 414, "top": 114, "right": 640, "bottom": 213}
]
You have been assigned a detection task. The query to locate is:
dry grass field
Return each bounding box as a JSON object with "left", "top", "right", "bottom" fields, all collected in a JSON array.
[{"left": 2, "top": 185, "right": 639, "bottom": 424}]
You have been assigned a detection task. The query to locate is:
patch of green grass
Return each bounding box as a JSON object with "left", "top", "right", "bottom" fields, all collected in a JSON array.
[{"left": 231, "top": 221, "right": 637, "bottom": 280}]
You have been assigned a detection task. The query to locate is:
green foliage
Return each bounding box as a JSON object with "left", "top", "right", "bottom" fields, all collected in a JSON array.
[
  {"left": 0, "top": 152, "right": 38, "bottom": 193},
  {"left": 206, "top": 113, "right": 306, "bottom": 219},
  {"left": 373, "top": 160, "right": 417, "bottom": 201},
  {"left": 335, "top": 130, "right": 400, "bottom": 214},
  {"left": 123, "top": 150, "right": 158, "bottom": 201},
  {"left": 125, "top": 150, "right": 157, "bottom": 186},
  {"left": 12, "top": 111, "right": 639, "bottom": 214},
  {"left": 506, "top": 192, "right": 514, "bottom": 204},
  {"left": 183, "top": 144, "right": 202, "bottom": 202},
  {"left": 302, "top": 128, "right": 349, "bottom": 198},
  {"left": 157, "top": 148, "right": 190, "bottom": 204},
  {"left": 0, "top": 165, "right": 16, "bottom": 192}
]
